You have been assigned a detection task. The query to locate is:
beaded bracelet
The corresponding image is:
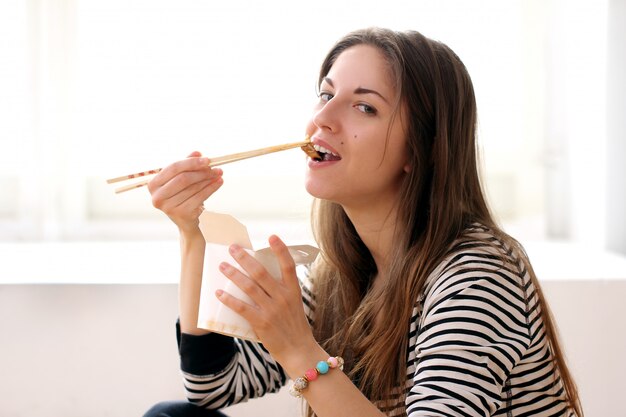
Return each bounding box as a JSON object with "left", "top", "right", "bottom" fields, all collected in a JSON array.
[{"left": 289, "top": 356, "right": 345, "bottom": 398}]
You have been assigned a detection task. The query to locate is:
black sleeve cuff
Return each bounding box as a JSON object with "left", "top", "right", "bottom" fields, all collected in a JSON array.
[{"left": 175, "top": 319, "right": 237, "bottom": 375}]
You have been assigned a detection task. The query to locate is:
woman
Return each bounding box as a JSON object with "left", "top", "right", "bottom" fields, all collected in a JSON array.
[{"left": 144, "top": 28, "right": 583, "bottom": 417}]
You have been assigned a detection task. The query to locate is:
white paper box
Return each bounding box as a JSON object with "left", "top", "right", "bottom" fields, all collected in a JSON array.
[{"left": 197, "top": 211, "right": 318, "bottom": 341}]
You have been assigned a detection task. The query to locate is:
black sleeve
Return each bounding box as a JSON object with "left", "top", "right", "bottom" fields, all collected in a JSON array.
[{"left": 175, "top": 319, "right": 237, "bottom": 375}]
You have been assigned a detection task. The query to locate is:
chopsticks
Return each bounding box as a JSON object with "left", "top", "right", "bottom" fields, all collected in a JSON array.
[{"left": 107, "top": 137, "right": 318, "bottom": 194}]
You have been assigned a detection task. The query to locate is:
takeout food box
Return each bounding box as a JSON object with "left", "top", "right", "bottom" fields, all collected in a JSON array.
[{"left": 197, "top": 210, "right": 319, "bottom": 341}]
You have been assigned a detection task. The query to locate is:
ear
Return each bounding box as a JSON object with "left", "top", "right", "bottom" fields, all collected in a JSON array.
[{"left": 403, "top": 163, "right": 411, "bottom": 173}]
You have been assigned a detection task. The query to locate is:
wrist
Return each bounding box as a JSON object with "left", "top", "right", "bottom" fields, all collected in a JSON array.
[
  {"left": 281, "top": 341, "right": 330, "bottom": 380},
  {"left": 288, "top": 355, "right": 346, "bottom": 398},
  {"left": 179, "top": 226, "right": 205, "bottom": 243}
]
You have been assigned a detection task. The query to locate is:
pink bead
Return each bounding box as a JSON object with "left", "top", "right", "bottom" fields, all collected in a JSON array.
[
  {"left": 327, "top": 357, "right": 339, "bottom": 368},
  {"left": 304, "top": 368, "right": 318, "bottom": 381}
]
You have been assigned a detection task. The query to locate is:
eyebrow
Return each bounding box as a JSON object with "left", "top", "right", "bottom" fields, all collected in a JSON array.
[{"left": 323, "top": 77, "right": 389, "bottom": 104}]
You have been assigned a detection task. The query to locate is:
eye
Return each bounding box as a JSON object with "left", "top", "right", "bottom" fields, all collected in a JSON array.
[
  {"left": 319, "top": 91, "right": 333, "bottom": 103},
  {"left": 355, "top": 103, "right": 377, "bottom": 115}
]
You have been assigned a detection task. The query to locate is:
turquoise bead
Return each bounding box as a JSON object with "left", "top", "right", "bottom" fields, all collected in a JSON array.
[{"left": 316, "top": 360, "right": 330, "bottom": 374}]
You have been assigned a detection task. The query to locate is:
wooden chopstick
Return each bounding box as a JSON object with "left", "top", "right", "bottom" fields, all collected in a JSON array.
[
  {"left": 108, "top": 138, "right": 316, "bottom": 194},
  {"left": 106, "top": 169, "right": 163, "bottom": 185}
]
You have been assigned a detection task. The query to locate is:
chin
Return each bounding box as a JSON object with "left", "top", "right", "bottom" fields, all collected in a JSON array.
[
  {"left": 304, "top": 181, "right": 323, "bottom": 199},
  {"left": 304, "top": 178, "right": 335, "bottom": 201}
]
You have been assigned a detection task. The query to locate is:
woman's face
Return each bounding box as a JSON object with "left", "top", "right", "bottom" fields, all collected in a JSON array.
[{"left": 304, "top": 44, "right": 409, "bottom": 210}]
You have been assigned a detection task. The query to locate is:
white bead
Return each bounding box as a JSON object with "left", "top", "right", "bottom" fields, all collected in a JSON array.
[{"left": 289, "top": 377, "right": 308, "bottom": 397}]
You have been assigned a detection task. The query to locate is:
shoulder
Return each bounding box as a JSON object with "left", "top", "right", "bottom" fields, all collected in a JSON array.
[{"left": 420, "top": 223, "right": 531, "bottom": 318}]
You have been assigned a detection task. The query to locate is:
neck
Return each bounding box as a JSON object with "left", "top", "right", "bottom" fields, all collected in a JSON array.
[{"left": 343, "top": 201, "right": 400, "bottom": 278}]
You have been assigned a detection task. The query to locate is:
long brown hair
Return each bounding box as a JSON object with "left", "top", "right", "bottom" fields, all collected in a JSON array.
[{"left": 308, "top": 28, "right": 582, "bottom": 416}]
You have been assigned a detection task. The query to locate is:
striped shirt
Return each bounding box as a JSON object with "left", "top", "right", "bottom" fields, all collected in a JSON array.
[{"left": 176, "top": 224, "right": 575, "bottom": 416}]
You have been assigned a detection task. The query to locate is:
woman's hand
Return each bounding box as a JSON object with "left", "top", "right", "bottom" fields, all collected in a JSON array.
[
  {"left": 216, "top": 235, "right": 320, "bottom": 370},
  {"left": 148, "top": 151, "right": 224, "bottom": 234}
]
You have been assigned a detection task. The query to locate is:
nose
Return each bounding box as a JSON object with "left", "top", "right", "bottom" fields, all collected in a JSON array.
[{"left": 311, "top": 98, "right": 340, "bottom": 134}]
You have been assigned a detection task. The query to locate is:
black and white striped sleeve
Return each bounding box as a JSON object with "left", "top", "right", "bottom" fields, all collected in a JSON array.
[
  {"left": 406, "top": 246, "right": 532, "bottom": 416},
  {"left": 179, "top": 334, "right": 288, "bottom": 409}
]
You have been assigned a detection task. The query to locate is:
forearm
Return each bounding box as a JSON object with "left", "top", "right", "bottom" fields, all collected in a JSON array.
[
  {"left": 178, "top": 228, "right": 209, "bottom": 335},
  {"left": 177, "top": 328, "right": 287, "bottom": 409}
]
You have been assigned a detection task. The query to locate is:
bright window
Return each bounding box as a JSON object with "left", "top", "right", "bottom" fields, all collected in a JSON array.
[{"left": 0, "top": 0, "right": 609, "bottom": 246}]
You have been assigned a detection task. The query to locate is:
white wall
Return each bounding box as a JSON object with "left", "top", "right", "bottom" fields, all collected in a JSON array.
[{"left": 0, "top": 284, "right": 301, "bottom": 417}]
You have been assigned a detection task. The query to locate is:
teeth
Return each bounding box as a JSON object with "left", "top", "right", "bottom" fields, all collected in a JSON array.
[{"left": 313, "top": 144, "right": 339, "bottom": 156}]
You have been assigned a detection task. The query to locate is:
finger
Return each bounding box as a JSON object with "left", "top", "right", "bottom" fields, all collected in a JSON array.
[
  {"left": 154, "top": 164, "right": 219, "bottom": 198},
  {"left": 215, "top": 289, "right": 259, "bottom": 321},
  {"left": 187, "top": 175, "right": 224, "bottom": 206},
  {"left": 150, "top": 168, "right": 222, "bottom": 210},
  {"left": 268, "top": 235, "right": 298, "bottom": 288},
  {"left": 150, "top": 155, "right": 211, "bottom": 189},
  {"left": 228, "top": 244, "right": 278, "bottom": 296},
  {"left": 219, "top": 262, "right": 271, "bottom": 304},
  {"left": 154, "top": 172, "right": 222, "bottom": 212}
]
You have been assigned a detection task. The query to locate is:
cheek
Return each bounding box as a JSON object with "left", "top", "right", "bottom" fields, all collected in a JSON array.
[{"left": 305, "top": 119, "right": 316, "bottom": 136}]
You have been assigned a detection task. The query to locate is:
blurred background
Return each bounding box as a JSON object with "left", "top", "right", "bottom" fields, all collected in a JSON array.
[
  {"left": 1, "top": 0, "right": 624, "bottom": 249},
  {"left": 0, "top": 0, "right": 625, "bottom": 416}
]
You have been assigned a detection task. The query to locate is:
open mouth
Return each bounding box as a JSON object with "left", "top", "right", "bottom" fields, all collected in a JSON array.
[
  {"left": 301, "top": 143, "right": 322, "bottom": 161},
  {"left": 312, "top": 144, "right": 341, "bottom": 162}
]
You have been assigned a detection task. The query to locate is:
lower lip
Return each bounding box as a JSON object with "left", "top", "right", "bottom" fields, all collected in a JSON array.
[{"left": 307, "top": 158, "right": 340, "bottom": 169}]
